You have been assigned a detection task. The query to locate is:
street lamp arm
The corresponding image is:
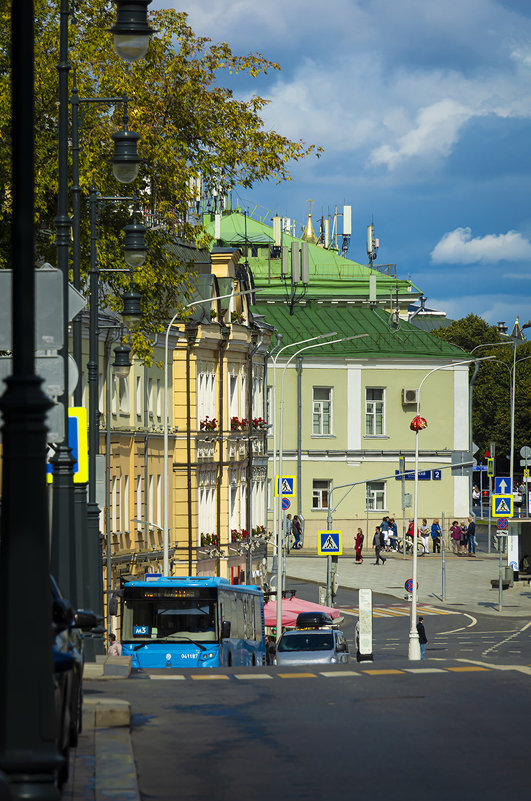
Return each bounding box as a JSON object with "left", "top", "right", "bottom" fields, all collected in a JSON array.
[
  {"left": 416, "top": 356, "right": 496, "bottom": 414},
  {"left": 272, "top": 331, "right": 338, "bottom": 367}
]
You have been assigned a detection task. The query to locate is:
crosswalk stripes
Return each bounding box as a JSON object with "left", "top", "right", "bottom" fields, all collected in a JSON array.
[
  {"left": 338, "top": 604, "right": 460, "bottom": 618},
  {"left": 142, "top": 664, "right": 498, "bottom": 681}
]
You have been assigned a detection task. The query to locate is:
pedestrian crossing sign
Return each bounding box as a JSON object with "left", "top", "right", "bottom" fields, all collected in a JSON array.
[
  {"left": 492, "top": 493, "right": 513, "bottom": 518},
  {"left": 317, "top": 530, "right": 342, "bottom": 555},
  {"left": 274, "top": 475, "right": 296, "bottom": 497}
]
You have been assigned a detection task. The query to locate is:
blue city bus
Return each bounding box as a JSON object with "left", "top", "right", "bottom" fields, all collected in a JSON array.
[{"left": 121, "top": 576, "right": 266, "bottom": 669}]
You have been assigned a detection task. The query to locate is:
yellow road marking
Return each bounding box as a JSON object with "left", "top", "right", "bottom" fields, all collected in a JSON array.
[
  {"left": 362, "top": 669, "right": 404, "bottom": 675},
  {"left": 278, "top": 672, "right": 317, "bottom": 679},
  {"left": 446, "top": 666, "right": 488, "bottom": 672}
]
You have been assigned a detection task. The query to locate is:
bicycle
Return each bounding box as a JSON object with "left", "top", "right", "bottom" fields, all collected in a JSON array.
[{"left": 397, "top": 536, "right": 424, "bottom": 555}]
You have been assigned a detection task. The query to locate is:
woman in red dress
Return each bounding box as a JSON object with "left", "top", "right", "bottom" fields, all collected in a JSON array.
[{"left": 355, "top": 528, "right": 364, "bottom": 563}]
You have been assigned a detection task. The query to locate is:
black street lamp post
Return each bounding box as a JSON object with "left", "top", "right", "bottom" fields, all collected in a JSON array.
[
  {"left": 0, "top": 2, "right": 61, "bottom": 798},
  {"left": 71, "top": 81, "right": 141, "bottom": 608},
  {"left": 50, "top": 0, "right": 76, "bottom": 606},
  {"left": 85, "top": 180, "right": 144, "bottom": 658},
  {"left": 0, "top": 1, "right": 154, "bottom": 793}
]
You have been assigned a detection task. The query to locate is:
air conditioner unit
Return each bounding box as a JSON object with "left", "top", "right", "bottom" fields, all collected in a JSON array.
[{"left": 402, "top": 388, "right": 419, "bottom": 404}]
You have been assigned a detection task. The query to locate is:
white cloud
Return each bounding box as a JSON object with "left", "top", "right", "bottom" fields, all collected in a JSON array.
[
  {"left": 152, "top": 1, "right": 531, "bottom": 172},
  {"left": 370, "top": 99, "right": 473, "bottom": 169},
  {"left": 430, "top": 227, "right": 531, "bottom": 264}
]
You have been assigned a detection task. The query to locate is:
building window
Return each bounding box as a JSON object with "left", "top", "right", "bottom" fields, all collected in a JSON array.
[
  {"left": 118, "top": 377, "right": 130, "bottom": 414},
  {"left": 312, "top": 479, "right": 331, "bottom": 509},
  {"left": 229, "top": 372, "right": 238, "bottom": 420},
  {"left": 124, "top": 475, "right": 129, "bottom": 532},
  {"left": 136, "top": 475, "right": 142, "bottom": 530},
  {"left": 365, "top": 388, "right": 385, "bottom": 435},
  {"left": 136, "top": 376, "right": 142, "bottom": 418},
  {"left": 366, "top": 481, "right": 385, "bottom": 510},
  {"left": 313, "top": 387, "right": 332, "bottom": 435}
]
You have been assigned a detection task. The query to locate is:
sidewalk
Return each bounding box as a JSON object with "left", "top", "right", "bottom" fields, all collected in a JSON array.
[
  {"left": 285, "top": 550, "right": 531, "bottom": 617},
  {"left": 61, "top": 660, "right": 141, "bottom": 801}
]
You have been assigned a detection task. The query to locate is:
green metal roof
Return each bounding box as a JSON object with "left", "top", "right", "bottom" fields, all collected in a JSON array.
[
  {"left": 203, "top": 211, "right": 422, "bottom": 301},
  {"left": 250, "top": 303, "right": 467, "bottom": 360}
]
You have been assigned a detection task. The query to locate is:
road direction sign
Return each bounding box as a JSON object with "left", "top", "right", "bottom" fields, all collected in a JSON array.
[
  {"left": 317, "top": 530, "right": 342, "bottom": 555},
  {"left": 496, "top": 518, "right": 509, "bottom": 530},
  {"left": 495, "top": 476, "right": 510, "bottom": 494},
  {"left": 274, "top": 475, "right": 296, "bottom": 497},
  {"left": 46, "top": 406, "right": 88, "bottom": 484},
  {"left": 281, "top": 497, "right": 291, "bottom": 510},
  {"left": 492, "top": 494, "right": 514, "bottom": 518}
]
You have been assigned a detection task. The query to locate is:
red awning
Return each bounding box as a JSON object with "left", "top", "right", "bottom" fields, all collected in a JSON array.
[{"left": 263, "top": 597, "right": 340, "bottom": 628}]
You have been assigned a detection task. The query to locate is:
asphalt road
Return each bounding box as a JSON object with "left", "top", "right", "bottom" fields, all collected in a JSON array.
[
  {"left": 289, "top": 578, "right": 531, "bottom": 666},
  {"left": 85, "top": 580, "right": 530, "bottom": 801}
]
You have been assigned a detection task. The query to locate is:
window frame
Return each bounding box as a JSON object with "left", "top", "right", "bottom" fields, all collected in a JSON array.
[
  {"left": 312, "top": 386, "right": 333, "bottom": 436},
  {"left": 365, "top": 387, "right": 386, "bottom": 436},
  {"left": 312, "top": 479, "right": 331, "bottom": 510}
]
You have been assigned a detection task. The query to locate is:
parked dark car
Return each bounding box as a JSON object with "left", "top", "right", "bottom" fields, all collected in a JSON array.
[{"left": 51, "top": 576, "right": 98, "bottom": 786}]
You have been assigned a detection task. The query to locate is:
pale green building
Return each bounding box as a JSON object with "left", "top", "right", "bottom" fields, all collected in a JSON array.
[{"left": 204, "top": 209, "right": 471, "bottom": 549}]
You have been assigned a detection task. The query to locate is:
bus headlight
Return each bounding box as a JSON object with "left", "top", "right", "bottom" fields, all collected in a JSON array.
[{"left": 201, "top": 652, "right": 215, "bottom": 660}]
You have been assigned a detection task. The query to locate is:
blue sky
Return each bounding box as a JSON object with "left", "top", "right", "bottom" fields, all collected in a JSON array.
[{"left": 152, "top": 0, "right": 531, "bottom": 327}]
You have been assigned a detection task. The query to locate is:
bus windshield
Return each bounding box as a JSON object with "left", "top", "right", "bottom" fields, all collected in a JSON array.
[{"left": 123, "top": 598, "right": 218, "bottom": 643}]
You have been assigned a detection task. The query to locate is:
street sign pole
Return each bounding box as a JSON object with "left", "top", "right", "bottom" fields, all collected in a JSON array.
[{"left": 441, "top": 511, "right": 446, "bottom": 602}]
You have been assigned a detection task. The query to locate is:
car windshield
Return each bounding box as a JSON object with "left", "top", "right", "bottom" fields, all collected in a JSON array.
[{"left": 278, "top": 632, "right": 334, "bottom": 652}]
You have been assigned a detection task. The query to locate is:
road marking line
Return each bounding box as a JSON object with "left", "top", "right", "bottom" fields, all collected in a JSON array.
[
  {"left": 362, "top": 669, "right": 404, "bottom": 675},
  {"left": 404, "top": 669, "right": 447, "bottom": 674},
  {"left": 319, "top": 671, "right": 361, "bottom": 677},
  {"left": 233, "top": 674, "right": 273, "bottom": 680},
  {"left": 148, "top": 675, "right": 186, "bottom": 680},
  {"left": 278, "top": 673, "right": 317, "bottom": 679},
  {"left": 436, "top": 613, "right": 477, "bottom": 635},
  {"left": 482, "top": 620, "right": 531, "bottom": 657},
  {"left": 191, "top": 674, "right": 230, "bottom": 680},
  {"left": 446, "top": 666, "right": 488, "bottom": 672}
]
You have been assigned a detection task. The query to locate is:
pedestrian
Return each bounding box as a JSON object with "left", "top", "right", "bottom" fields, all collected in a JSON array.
[
  {"left": 406, "top": 519, "right": 417, "bottom": 553},
  {"left": 449, "top": 520, "right": 461, "bottom": 554},
  {"left": 108, "top": 633, "right": 122, "bottom": 656},
  {"left": 355, "top": 527, "right": 364, "bottom": 563},
  {"left": 472, "top": 485, "right": 480, "bottom": 507},
  {"left": 467, "top": 515, "right": 476, "bottom": 555},
  {"left": 372, "top": 526, "right": 386, "bottom": 565},
  {"left": 459, "top": 521, "right": 468, "bottom": 555},
  {"left": 388, "top": 517, "right": 398, "bottom": 551},
  {"left": 265, "top": 635, "right": 276, "bottom": 665},
  {"left": 381, "top": 516, "right": 390, "bottom": 551},
  {"left": 292, "top": 515, "right": 302, "bottom": 549},
  {"left": 431, "top": 519, "right": 441, "bottom": 553},
  {"left": 419, "top": 518, "right": 430, "bottom": 555},
  {"left": 416, "top": 616, "right": 428, "bottom": 659}
]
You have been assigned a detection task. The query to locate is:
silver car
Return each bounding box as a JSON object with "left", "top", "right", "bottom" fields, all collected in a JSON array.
[{"left": 275, "top": 627, "right": 349, "bottom": 666}]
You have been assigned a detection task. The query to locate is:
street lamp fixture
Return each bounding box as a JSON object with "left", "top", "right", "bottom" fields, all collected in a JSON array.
[
  {"left": 110, "top": 0, "right": 155, "bottom": 63},
  {"left": 123, "top": 212, "right": 147, "bottom": 267},
  {"left": 121, "top": 284, "right": 143, "bottom": 330},
  {"left": 111, "top": 127, "right": 141, "bottom": 184},
  {"left": 112, "top": 343, "right": 133, "bottom": 377}
]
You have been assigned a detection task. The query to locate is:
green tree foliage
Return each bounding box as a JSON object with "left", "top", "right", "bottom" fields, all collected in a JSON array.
[
  {"left": 432, "top": 314, "right": 531, "bottom": 475},
  {"left": 0, "top": 2, "right": 321, "bottom": 358}
]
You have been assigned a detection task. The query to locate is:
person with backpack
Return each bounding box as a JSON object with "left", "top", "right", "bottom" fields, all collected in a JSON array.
[
  {"left": 372, "top": 526, "right": 386, "bottom": 565},
  {"left": 431, "top": 519, "right": 441, "bottom": 553},
  {"left": 292, "top": 515, "right": 303, "bottom": 549}
]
